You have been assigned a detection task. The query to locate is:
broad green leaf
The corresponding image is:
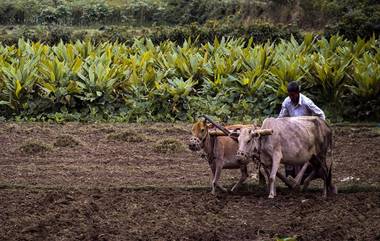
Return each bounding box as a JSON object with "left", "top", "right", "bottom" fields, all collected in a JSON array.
[
  {"left": 15, "top": 79, "right": 22, "bottom": 99},
  {"left": 72, "top": 57, "right": 82, "bottom": 74}
]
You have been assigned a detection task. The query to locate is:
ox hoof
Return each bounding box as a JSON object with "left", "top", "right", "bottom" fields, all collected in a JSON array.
[
  {"left": 268, "top": 194, "right": 274, "bottom": 199},
  {"left": 211, "top": 187, "right": 217, "bottom": 195}
]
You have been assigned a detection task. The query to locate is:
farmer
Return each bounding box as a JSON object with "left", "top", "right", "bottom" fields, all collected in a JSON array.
[{"left": 278, "top": 81, "right": 326, "bottom": 178}]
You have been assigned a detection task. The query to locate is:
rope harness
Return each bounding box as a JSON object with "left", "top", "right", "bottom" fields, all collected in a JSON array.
[{"left": 196, "top": 132, "right": 217, "bottom": 165}]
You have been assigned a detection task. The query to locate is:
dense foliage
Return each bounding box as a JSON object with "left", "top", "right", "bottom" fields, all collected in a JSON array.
[
  {"left": 0, "top": 0, "right": 247, "bottom": 26},
  {"left": 0, "top": 22, "right": 301, "bottom": 46},
  {"left": 0, "top": 35, "right": 379, "bottom": 122},
  {"left": 0, "top": 0, "right": 378, "bottom": 40}
]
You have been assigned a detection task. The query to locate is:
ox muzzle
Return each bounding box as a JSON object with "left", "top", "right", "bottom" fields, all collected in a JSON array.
[
  {"left": 188, "top": 136, "right": 202, "bottom": 151},
  {"left": 236, "top": 150, "right": 250, "bottom": 162}
]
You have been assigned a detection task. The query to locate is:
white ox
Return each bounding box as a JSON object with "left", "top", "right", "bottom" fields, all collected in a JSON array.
[{"left": 236, "top": 116, "right": 337, "bottom": 198}]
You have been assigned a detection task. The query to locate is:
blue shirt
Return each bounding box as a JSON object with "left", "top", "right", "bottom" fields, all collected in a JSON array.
[{"left": 278, "top": 93, "right": 325, "bottom": 120}]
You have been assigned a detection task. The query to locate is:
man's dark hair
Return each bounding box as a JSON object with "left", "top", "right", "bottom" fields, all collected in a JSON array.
[{"left": 287, "top": 81, "right": 300, "bottom": 92}]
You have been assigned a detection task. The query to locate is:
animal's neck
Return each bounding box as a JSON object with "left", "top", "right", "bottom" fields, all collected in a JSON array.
[{"left": 202, "top": 133, "right": 215, "bottom": 160}]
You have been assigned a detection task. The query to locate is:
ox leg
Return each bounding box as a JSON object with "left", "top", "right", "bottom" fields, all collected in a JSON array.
[
  {"left": 212, "top": 161, "right": 227, "bottom": 195},
  {"left": 259, "top": 166, "right": 267, "bottom": 187},
  {"left": 289, "top": 162, "right": 310, "bottom": 189},
  {"left": 322, "top": 163, "right": 330, "bottom": 198},
  {"left": 322, "top": 180, "right": 337, "bottom": 197},
  {"left": 261, "top": 165, "right": 294, "bottom": 189},
  {"left": 231, "top": 165, "right": 248, "bottom": 192},
  {"left": 302, "top": 169, "right": 316, "bottom": 192},
  {"left": 209, "top": 162, "right": 217, "bottom": 195},
  {"left": 314, "top": 156, "right": 330, "bottom": 198},
  {"left": 329, "top": 183, "right": 338, "bottom": 195},
  {"left": 324, "top": 162, "right": 338, "bottom": 196},
  {"left": 323, "top": 179, "right": 328, "bottom": 198},
  {"left": 260, "top": 165, "right": 271, "bottom": 192},
  {"left": 276, "top": 171, "right": 296, "bottom": 189},
  {"left": 268, "top": 153, "right": 282, "bottom": 198},
  {"left": 261, "top": 164, "right": 295, "bottom": 189}
]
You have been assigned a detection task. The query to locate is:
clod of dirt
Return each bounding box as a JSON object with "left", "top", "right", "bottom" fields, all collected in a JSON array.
[
  {"left": 107, "top": 130, "right": 145, "bottom": 142},
  {"left": 19, "top": 141, "right": 51, "bottom": 154},
  {"left": 54, "top": 135, "right": 80, "bottom": 147},
  {"left": 153, "top": 138, "right": 185, "bottom": 153}
]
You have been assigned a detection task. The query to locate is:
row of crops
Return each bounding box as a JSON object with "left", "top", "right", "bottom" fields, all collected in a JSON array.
[{"left": 0, "top": 35, "right": 379, "bottom": 122}]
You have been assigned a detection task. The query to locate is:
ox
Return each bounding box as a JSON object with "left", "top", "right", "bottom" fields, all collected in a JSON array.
[
  {"left": 188, "top": 120, "right": 256, "bottom": 194},
  {"left": 237, "top": 116, "right": 337, "bottom": 198}
]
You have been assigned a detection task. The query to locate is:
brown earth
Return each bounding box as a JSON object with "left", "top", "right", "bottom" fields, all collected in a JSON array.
[{"left": 0, "top": 122, "right": 379, "bottom": 241}]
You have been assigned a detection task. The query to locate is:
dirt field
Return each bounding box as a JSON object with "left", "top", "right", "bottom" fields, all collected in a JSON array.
[{"left": 0, "top": 122, "right": 379, "bottom": 241}]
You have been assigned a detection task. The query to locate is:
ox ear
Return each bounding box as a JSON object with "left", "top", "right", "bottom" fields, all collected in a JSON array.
[
  {"left": 249, "top": 128, "right": 256, "bottom": 138},
  {"left": 197, "top": 117, "right": 207, "bottom": 126},
  {"left": 203, "top": 118, "right": 207, "bottom": 125}
]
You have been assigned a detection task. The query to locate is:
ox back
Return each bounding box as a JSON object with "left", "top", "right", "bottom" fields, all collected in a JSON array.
[{"left": 260, "top": 117, "right": 332, "bottom": 166}]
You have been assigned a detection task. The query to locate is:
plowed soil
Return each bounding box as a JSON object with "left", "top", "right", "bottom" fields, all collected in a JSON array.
[{"left": 0, "top": 122, "right": 379, "bottom": 241}]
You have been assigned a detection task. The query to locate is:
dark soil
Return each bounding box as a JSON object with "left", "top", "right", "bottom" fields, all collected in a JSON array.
[{"left": 0, "top": 122, "right": 379, "bottom": 241}]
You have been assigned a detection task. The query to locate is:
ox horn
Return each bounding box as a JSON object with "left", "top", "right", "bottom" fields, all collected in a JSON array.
[{"left": 253, "top": 129, "right": 273, "bottom": 137}]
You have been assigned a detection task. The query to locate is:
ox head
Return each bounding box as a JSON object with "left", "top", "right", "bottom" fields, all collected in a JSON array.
[
  {"left": 236, "top": 127, "right": 273, "bottom": 162},
  {"left": 188, "top": 119, "right": 210, "bottom": 151}
]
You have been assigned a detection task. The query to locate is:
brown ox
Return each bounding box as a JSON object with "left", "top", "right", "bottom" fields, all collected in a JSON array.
[
  {"left": 237, "top": 116, "right": 337, "bottom": 198},
  {"left": 189, "top": 120, "right": 256, "bottom": 194}
]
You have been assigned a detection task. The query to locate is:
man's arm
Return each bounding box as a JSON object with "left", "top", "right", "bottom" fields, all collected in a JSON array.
[
  {"left": 278, "top": 103, "right": 289, "bottom": 118},
  {"left": 306, "top": 100, "right": 326, "bottom": 120}
]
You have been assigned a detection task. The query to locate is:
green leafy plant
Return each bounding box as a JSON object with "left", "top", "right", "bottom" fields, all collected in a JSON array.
[{"left": 0, "top": 36, "right": 378, "bottom": 122}]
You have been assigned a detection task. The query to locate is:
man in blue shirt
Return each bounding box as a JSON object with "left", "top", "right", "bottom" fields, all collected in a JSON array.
[{"left": 278, "top": 81, "right": 326, "bottom": 178}]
